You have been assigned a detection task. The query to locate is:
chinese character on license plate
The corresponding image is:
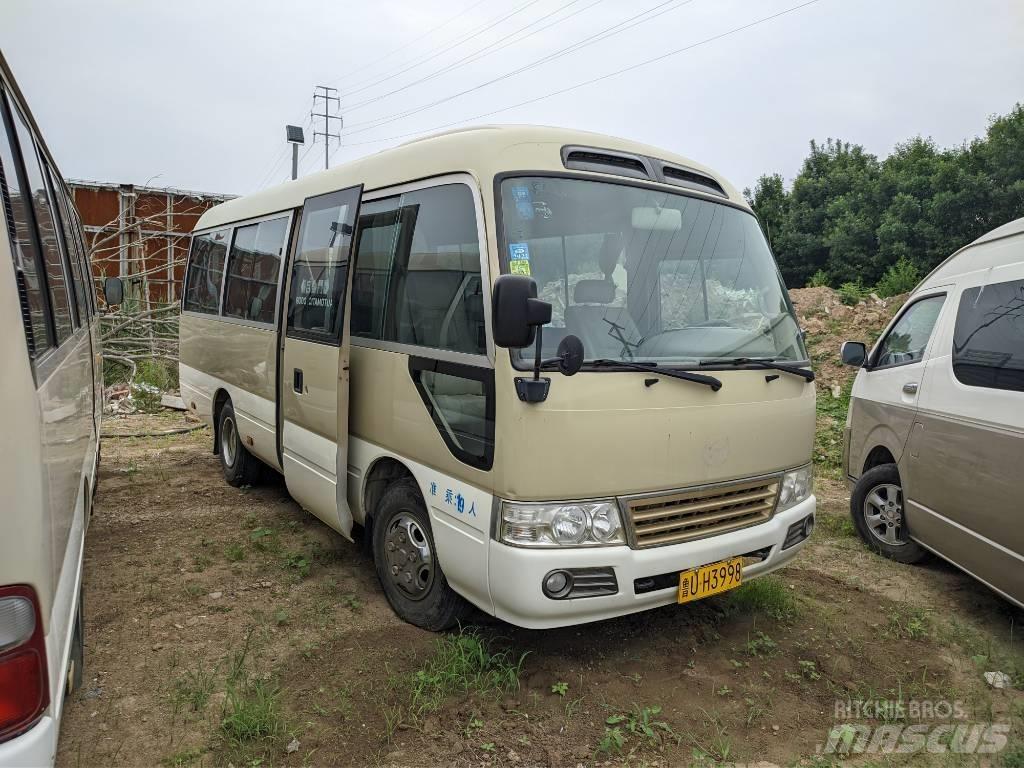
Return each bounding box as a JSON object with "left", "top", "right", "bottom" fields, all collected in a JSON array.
[{"left": 677, "top": 557, "right": 743, "bottom": 604}]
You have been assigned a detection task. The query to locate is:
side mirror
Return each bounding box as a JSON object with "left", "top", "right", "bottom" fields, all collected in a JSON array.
[
  {"left": 841, "top": 341, "right": 867, "bottom": 367},
  {"left": 103, "top": 276, "right": 123, "bottom": 306},
  {"left": 491, "top": 274, "right": 551, "bottom": 349},
  {"left": 556, "top": 335, "right": 584, "bottom": 376}
]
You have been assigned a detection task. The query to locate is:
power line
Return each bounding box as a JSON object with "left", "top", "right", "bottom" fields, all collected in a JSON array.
[
  {"left": 338, "top": 0, "right": 546, "bottom": 98},
  {"left": 342, "top": 0, "right": 694, "bottom": 136},
  {"left": 323, "top": 0, "right": 493, "bottom": 87},
  {"left": 343, "top": 0, "right": 601, "bottom": 114},
  {"left": 333, "top": 0, "right": 824, "bottom": 154}
]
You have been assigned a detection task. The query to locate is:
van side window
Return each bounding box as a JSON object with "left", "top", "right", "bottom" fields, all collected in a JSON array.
[
  {"left": 223, "top": 216, "right": 288, "bottom": 324},
  {"left": 873, "top": 295, "right": 945, "bottom": 368},
  {"left": 44, "top": 163, "right": 85, "bottom": 328},
  {"left": 0, "top": 88, "right": 52, "bottom": 357},
  {"left": 287, "top": 186, "right": 361, "bottom": 342},
  {"left": 352, "top": 184, "right": 484, "bottom": 356},
  {"left": 9, "top": 98, "right": 75, "bottom": 343},
  {"left": 953, "top": 279, "right": 1024, "bottom": 392},
  {"left": 183, "top": 228, "right": 231, "bottom": 314}
]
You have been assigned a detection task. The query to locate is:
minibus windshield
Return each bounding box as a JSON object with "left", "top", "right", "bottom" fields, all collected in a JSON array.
[{"left": 498, "top": 176, "right": 808, "bottom": 367}]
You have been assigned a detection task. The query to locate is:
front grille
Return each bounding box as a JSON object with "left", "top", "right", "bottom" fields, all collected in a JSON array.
[{"left": 622, "top": 477, "right": 780, "bottom": 549}]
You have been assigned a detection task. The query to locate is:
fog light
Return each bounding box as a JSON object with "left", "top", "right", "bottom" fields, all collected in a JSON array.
[
  {"left": 782, "top": 514, "right": 815, "bottom": 550},
  {"left": 803, "top": 515, "right": 815, "bottom": 538},
  {"left": 542, "top": 570, "right": 573, "bottom": 598}
]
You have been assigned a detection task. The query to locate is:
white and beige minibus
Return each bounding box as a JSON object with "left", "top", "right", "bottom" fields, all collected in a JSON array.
[
  {"left": 180, "top": 125, "right": 817, "bottom": 631},
  {"left": 0, "top": 52, "right": 108, "bottom": 766}
]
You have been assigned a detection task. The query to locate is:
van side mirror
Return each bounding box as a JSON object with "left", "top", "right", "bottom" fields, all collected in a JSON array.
[
  {"left": 491, "top": 274, "right": 551, "bottom": 349},
  {"left": 103, "top": 276, "right": 123, "bottom": 306},
  {"left": 492, "top": 274, "right": 554, "bottom": 403},
  {"left": 841, "top": 341, "right": 867, "bottom": 367}
]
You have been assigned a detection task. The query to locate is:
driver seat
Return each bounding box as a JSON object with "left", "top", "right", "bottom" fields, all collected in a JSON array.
[{"left": 565, "top": 279, "right": 640, "bottom": 359}]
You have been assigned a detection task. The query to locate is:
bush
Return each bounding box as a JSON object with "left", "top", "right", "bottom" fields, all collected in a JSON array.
[
  {"left": 806, "top": 269, "right": 830, "bottom": 288},
  {"left": 838, "top": 280, "right": 866, "bottom": 305},
  {"left": 874, "top": 257, "right": 920, "bottom": 298}
]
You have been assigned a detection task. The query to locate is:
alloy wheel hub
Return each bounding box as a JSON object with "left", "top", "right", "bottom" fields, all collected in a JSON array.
[{"left": 384, "top": 513, "right": 434, "bottom": 600}]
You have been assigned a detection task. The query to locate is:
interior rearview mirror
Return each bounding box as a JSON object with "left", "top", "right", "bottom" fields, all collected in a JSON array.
[
  {"left": 103, "top": 276, "right": 123, "bottom": 306},
  {"left": 841, "top": 341, "right": 867, "bottom": 367},
  {"left": 491, "top": 274, "right": 551, "bottom": 349}
]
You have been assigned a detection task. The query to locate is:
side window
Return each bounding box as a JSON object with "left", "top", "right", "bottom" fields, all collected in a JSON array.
[
  {"left": 9, "top": 98, "right": 74, "bottom": 343},
  {"left": 44, "top": 163, "right": 85, "bottom": 328},
  {"left": 873, "top": 295, "right": 945, "bottom": 368},
  {"left": 0, "top": 88, "right": 52, "bottom": 357},
  {"left": 409, "top": 359, "right": 495, "bottom": 470},
  {"left": 287, "top": 185, "right": 361, "bottom": 342},
  {"left": 352, "top": 184, "right": 484, "bottom": 356},
  {"left": 68, "top": 205, "right": 95, "bottom": 317},
  {"left": 223, "top": 216, "right": 288, "bottom": 324},
  {"left": 953, "top": 279, "right": 1024, "bottom": 392},
  {"left": 183, "top": 228, "right": 230, "bottom": 314}
]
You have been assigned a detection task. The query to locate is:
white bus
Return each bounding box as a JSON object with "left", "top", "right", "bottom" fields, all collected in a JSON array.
[
  {"left": 180, "top": 125, "right": 817, "bottom": 631},
  {"left": 0, "top": 52, "right": 109, "bottom": 766}
]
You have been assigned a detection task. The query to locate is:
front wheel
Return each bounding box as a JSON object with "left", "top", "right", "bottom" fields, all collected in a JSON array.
[
  {"left": 850, "top": 463, "right": 927, "bottom": 564},
  {"left": 372, "top": 480, "right": 469, "bottom": 631}
]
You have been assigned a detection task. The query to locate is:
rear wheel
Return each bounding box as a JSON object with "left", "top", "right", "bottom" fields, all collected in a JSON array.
[
  {"left": 218, "top": 400, "right": 262, "bottom": 487},
  {"left": 371, "top": 480, "right": 469, "bottom": 631},
  {"left": 850, "top": 463, "right": 927, "bottom": 564}
]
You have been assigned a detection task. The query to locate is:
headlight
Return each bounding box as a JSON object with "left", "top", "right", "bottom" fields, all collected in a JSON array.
[
  {"left": 499, "top": 500, "right": 625, "bottom": 547},
  {"left": 778, "top": 464, "right": 813, "bottom": 511}
]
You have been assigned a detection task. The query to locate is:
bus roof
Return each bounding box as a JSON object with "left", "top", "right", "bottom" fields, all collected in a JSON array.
[
  {"left": 918, "top": 215, "right": 1024, "bottom": 289},
  {"left": 195, "top": 124, "right": 748, "bottom": 231}
]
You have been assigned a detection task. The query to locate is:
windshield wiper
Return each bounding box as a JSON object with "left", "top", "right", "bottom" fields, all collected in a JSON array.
[
  {"left": 590, "top": 359, "right": 722, "bottom": 391},
  {"left": 699, "top": 357, "right": 815, "bottom": 383}
]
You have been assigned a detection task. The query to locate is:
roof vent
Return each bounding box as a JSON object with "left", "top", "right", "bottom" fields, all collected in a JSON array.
[
  {"left": 660, "top": 165, "right": 727, "bottom": 198},
  {"left": 562, "top": 146, "right": 651, "bottom": 180}
]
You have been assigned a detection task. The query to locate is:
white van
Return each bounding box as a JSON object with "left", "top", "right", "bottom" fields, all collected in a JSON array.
[
  {"left": 841, "top": 217, "right": 1024, "bottom": 606},
  {"left": 0, "top": 53, "right": 107, "bottom": 766}
]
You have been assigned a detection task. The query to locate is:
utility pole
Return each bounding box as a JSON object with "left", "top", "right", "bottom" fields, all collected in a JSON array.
[
  {"left": 311, "top": 85, "right": 341, "bottom": 171},
  {"left": 285, "top": 125, "right": 305, "bottom": 180}
]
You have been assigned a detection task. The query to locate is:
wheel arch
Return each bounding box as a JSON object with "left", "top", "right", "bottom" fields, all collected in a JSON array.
[{"left": 863, "top": 445, "right": 897, "bottom": 474}]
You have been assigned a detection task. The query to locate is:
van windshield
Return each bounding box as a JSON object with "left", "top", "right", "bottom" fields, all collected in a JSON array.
[{"left": 498, "top": 176, "right": 807, "bottom": 366}]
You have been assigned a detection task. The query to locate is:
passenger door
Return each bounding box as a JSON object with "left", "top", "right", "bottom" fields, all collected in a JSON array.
[
  {"left": 279, "top": 185, "right": 362, "bottom": 537},
  {"left": 905, "top": 266, "right": 1024, "bottom": 601},
  {"left": 848, "top": 293, "right": 947, "bottom": 472}
]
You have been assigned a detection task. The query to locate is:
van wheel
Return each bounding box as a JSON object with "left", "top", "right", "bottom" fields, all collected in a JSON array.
[
  {"left": 218, "top": 400, "right": 261, "bottom": 487},
  {"left": 371, "top": 480, "right": 469, "bottom": 631},
  {"left": 66, "top": 587, "right": 84, "bottom": 695},
  {"left": 850, "top": 464, "right": 927, "bottom": 564}
]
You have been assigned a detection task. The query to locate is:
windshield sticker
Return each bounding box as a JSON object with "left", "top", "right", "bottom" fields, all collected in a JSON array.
[
  {"left": 508, "top": 242, "right": 531, "bottom": 275},
  {"left": 511, "top": 184, "right": 534, "bottom": 220}
]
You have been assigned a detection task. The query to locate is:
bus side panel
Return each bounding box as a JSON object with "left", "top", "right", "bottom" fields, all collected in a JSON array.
[{"left": 179, "top": 313, "right": 281, "bottom": 470}]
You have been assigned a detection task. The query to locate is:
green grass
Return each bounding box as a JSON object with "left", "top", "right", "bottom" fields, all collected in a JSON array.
[
  {"left": 725, "top": 575, "right": 801, "bottom": 621},
  {"left": 598, "top": 704, "right": 676, "bottom": 755},
  {"left": 410, "top": 628, "right": 527, "bottom": 717},
  {"left": 220, "top": 678, "right": 282, "bottom": 743},
  {"left": 224, "top": 542, "right": 246, "bottom": 562},
  {"left": 817, "top": 513, "right": 857, "bottom": 538},
  {"left": 814, "top": 381, "right": 852, "bottom": 478},
  {"left": 170, "top": 661, "right": 217, "bottom": 714}
]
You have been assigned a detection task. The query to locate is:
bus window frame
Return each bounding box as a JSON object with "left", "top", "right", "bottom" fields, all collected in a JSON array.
[
  {"left": 182, "top": 208, "right": 295, "bottom": 331},
  {"left": 350, "top": 172, "right": 495, "bottom": 370}
]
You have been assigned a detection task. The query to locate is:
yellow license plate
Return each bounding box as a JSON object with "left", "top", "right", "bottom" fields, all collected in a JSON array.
[{"left": 677, "top": 557, "right": 743, "bottom": 604}]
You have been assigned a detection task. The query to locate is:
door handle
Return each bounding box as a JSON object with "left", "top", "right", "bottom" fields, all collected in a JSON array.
[
  {"left": 902, "top": 382, "right": 919, "bottom": 395},
  {"left": 293, "top": 368, "right": 304, "bottom": 393}
]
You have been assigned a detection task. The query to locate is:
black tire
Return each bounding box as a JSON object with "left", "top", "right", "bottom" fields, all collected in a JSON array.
[
  {"left": 67, "top": 587, "right": 84, "bottom": 695},
  {"left": 371, "top": 480, "right": 470, "bottom": 631},
  {"left": 850, "top": 463, "right": 927, "bottom": 564},
  {"left": 217, "top": 400, "right": 262, "bottom": 488}
]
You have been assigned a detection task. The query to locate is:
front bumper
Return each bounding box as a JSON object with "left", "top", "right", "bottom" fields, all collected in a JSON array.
[
  {"left": 487, "top": 495, "right": 815, "bottom": 629},
  {"left": 0, "top": 715, "right": 56, "bottom": 768}
]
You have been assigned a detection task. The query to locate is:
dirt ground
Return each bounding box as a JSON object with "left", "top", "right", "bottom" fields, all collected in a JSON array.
[{"left": 54, "top": 407, "right": 1024, "bottom": 768}]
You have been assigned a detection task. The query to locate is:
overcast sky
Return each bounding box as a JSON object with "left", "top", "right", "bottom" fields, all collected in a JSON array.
[{"left": 2, "top": 0, "right": 1021, "bottom": 197}]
